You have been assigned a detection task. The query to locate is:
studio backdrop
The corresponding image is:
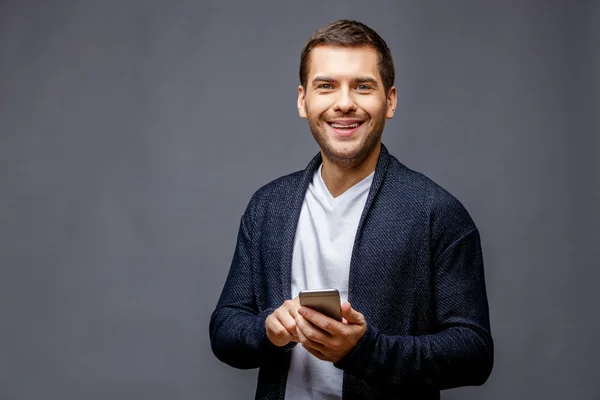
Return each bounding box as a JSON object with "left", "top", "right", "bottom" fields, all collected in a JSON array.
[{"left": 1, "top": 1, "right": 598, "bottom": 399}]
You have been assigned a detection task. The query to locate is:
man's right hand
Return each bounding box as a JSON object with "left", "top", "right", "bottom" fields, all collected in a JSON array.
[{"left": 265, "top": 297, "right": 300, "bottom": 347}]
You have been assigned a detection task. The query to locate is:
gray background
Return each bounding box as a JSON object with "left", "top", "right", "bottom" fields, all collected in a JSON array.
[{"left": 1, "top": 1, "right": 598, "bottom": 399}]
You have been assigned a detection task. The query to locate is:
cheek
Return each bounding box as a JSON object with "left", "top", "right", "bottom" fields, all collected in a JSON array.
[
  {"left": 364, "top": 103, "right": 388, "bottom": 121},
  {"left": 306, "top": 96, "right": 333, "bottom": 117},
  {"left": 352, "top": 99, "right": 374, "bottom": 115}
]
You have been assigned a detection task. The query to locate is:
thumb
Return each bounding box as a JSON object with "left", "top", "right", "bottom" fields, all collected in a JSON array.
[{"left": 341, "top": 302, "right": 365, "bottom": 325}]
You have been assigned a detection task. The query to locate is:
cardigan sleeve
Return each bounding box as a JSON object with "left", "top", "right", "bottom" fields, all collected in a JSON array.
[
  {"left": 334, "top": 225, "right": 494, "bottom": 389},
  {"left": 209, "top": 211, "right": 296, "bottom": 370}
]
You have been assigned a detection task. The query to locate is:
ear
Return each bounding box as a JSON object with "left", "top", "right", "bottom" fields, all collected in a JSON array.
[
  {"left": 386, "top": 86, "right": 397, "bottom": 119},
  {"left": 297, "top": 85, "right": 307, "bottom": 119}
]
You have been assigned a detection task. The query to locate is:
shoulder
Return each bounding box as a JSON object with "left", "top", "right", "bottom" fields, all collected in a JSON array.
[
  {"left": 249, "top": 169, "right": 304, "bottom": 206},
  {"left": 241, "top": 168, "right": 305, "bottom": 225},
  {"left": 384, "top": 154, "right": 477, "bottom": 245}
]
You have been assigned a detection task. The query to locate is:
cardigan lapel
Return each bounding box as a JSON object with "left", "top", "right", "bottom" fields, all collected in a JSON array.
[
  {"left": 347, "top": 144, "right": 391, "bottom": 300},
  {"left": 356, "top": 143, "right": 391, "bottom": 232}
]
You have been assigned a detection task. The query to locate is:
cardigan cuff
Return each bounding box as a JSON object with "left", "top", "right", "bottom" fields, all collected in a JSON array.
[{"left": 333, "top": 322, "right": 378, "bottom": 374}]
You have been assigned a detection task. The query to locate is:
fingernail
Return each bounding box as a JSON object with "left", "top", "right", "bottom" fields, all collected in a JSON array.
[{"left": 298, "top": 307, "right": 306, "bottom": 316}]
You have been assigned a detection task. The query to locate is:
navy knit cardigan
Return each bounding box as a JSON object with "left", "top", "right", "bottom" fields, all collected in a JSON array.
[{"left": 209, "top": 144, "right": 493, "bottom": 399}]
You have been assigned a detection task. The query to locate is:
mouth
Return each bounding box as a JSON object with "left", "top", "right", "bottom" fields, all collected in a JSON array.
[{"left": 326, "top": 119, "right": 366, "bottom": 138}]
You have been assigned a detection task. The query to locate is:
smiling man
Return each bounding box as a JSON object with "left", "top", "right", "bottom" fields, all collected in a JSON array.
[{"left": 209, "top": 20, "right": 493, "bottom": 400}]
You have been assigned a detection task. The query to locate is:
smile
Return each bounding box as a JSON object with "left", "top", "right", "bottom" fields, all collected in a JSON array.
[
  {"left": 326, "top": 120, "right": 365, "bottom": 129},
  {"left": 326, "top": 119, "right": 365, "bottom": 138}
]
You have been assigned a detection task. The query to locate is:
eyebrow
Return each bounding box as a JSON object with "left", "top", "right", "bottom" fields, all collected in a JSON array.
[
  {"left": 354, "top": 77, "right": 378, "bottom": 86},
  {"left": 311, "top": 76, "right": 379, "bottom": 86},
  {"left": 312, "top": 76, "right": 336, "bottom": 84}
]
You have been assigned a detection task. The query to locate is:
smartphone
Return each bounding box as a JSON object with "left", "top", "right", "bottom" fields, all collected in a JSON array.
[{"left": 298, "top": 289, "right": 342, "bottom": 321}]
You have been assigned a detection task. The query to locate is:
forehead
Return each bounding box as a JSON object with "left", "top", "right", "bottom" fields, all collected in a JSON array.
[{"left": 307, "top": 45, "right": 380, "bottom": 81}]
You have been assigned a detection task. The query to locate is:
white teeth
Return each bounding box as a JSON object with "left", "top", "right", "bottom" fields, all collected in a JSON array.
[{"left": 331, "top": 122, "right": 360, "bottom": 128}]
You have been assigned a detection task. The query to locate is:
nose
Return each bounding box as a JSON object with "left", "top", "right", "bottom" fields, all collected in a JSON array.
[{"left": 333, "top": 88, "right": 357, "bottom": 113}]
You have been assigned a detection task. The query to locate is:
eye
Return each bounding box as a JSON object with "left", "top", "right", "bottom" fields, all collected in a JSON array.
[
  {"left": 317, "top": 83, "right": 334, "bottom": 90},
  {"left": 356, "top": 84, "right": 371, "bottom": 91}
]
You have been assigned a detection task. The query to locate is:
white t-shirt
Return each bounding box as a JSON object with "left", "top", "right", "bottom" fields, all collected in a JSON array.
[{"left": 284, "top": 163, "right": 374, "bottom": 400}]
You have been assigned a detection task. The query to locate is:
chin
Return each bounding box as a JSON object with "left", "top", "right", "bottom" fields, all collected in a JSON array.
[
  {"left": 322, "top": 142, "right": 368, "bottom": 163},
  {"left": 330, "top": 145, "right": 362, "bottom": 159}
]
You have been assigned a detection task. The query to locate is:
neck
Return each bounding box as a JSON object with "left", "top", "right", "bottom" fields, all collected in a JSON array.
[{"left": 320, "top": 142, "right": 381, "bottom": 198}]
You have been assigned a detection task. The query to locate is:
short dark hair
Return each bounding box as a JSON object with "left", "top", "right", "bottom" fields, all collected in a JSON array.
[{"left": 299, "top": 20, "right": 395, "bottom": 94}]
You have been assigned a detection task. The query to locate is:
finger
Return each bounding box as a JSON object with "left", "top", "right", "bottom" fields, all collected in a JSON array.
[
  {"left": 267, "top": 317, "right": 293, "bottom": 342},
  {"left": 283, "top": 299, "right": 300, "bottom": 318},
  {"left": 298, "top": 306, "right": 343, "bottom": 335},
  {"left": 296, "top": 317, "right": 327, "bottom": 353},
  {"left": 277, "top": 309, "right": 298, "bottom": 337},
  {"left": 341, "top": 302, "right": 365, "bottom": 325},
  {"left": 295, "top": 314, "right": 329, "bottom": 345},
  {"left": 302, "top": 343, "right": 328, "bottom": 361}
]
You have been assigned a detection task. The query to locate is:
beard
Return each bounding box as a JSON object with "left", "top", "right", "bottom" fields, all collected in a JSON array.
[{"left": 306, "top": 110, "right": 386, "bottom": 168}]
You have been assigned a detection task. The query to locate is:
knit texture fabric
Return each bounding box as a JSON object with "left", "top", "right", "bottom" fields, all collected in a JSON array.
[{"left": 209, "top": 144, "right": 493, "bottom": 400}]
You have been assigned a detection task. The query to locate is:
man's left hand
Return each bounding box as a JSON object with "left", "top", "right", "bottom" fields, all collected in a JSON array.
[{"left": 295, "top": 301, "right": 367, "bottom": 363}]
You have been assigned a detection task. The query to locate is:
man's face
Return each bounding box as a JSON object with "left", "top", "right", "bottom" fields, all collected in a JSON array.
[{"left": 298, "top": 45, "right": 396, "bottom": 166}]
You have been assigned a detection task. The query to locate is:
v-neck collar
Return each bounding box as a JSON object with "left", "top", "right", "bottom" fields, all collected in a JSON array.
[{"left": 315, "top": 163, "right": 375, "bottom": 209}]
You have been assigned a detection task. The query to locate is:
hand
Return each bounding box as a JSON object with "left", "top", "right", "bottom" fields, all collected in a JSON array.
[
  {"left": 295, "top": 301, "right": 367, "bottom": 363},
  {"left": 265, "top": 297, "right": 301, "bottom": 347}
]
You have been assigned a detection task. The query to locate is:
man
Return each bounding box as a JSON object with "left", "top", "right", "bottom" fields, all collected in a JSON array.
[{"left": 209, "top": 20, "right": 493, "bottom": 400}]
